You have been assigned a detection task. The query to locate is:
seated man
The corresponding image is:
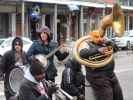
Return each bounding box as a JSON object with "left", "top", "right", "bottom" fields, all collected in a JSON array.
[
  {"left": 17, "top": 57, "right": 58, "bottom": 100},
  {"left": 61, "top": 58, "right": 85, "bottom": 100}
]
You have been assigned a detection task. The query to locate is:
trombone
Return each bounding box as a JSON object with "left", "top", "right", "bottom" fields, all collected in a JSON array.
[{"left": 42, "top": 79, "right": 74, "bottom": 100}]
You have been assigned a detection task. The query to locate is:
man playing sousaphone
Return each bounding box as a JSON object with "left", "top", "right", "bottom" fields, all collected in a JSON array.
[
  {"left": 73, "top": 3, "right": 124, "bottom": 100},
  {"left": 80, "top": 31, "right": 123, "bottom": 100}
]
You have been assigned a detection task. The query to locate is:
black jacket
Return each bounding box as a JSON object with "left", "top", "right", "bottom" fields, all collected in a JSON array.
[
  {"left": 0, "top": 37, "right": 29, "bottom": 100},
  {"left": 61, "top": 59, "right": 85, "bottom": 97},
  {"left": 0, "top": 50, "right": 28, "bottom": 74},
  {"left": 0, "top": 50, "right": 28, "bottom": 93},
  {"left": 79, "top": 41, "right": 116, "bottom": 77},
  {"left": 18, "top": 78, "right": 50, "bottom": 100}
]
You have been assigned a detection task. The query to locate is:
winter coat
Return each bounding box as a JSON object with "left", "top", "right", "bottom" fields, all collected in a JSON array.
[
  {"left": 18, "top": 67, "right": 58, "bottom": 100},
  {"left": 18, "top": 78, "right": 49, "bottom": 100},
  {"left": 0, "top": 50, "right": 29, "bottom": 93},
  {"left": 0, "top": 37, "right": 29, "bottom": 99},
  {"left": 79, "top": 41, "right": 116, "bottom": 77},
  {"left": 61, "top": 59, "right": 85, "bottom": 97}
]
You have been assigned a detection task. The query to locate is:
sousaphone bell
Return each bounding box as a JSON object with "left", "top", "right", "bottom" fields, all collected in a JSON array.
[{"left": 73, "top": 3, "right": 125, "bottom": 68}]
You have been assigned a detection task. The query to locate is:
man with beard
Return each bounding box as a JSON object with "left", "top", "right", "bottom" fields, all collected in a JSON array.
[{"left": 79, "top": 31, "right": 123, "bottom": 100}]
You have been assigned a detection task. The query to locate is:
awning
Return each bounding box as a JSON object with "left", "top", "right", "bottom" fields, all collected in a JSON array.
[
  {"left": 23, "top": 0, "right": 133, "bottom": 11},
  {"left": 24, "top": 0, "right": 108, "bottom": 8}
]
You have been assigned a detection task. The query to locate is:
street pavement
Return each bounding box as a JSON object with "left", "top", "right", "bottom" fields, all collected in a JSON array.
[
  {"left": 115, "top": 50, "right": 133, "bottom": 100},
  {"left": 1, "top": 50, "right": 133, "bottom": 100}
]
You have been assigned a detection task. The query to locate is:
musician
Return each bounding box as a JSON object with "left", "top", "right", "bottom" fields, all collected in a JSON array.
[
  {"left": 0, "top": 37, "right": 29, "bottom": 100},
  {"left": 27, "top": 25, "right": 69, "bottom": 82},
  {"left": 79, "top": 31, "right": 124, "bottom": 100},
  {"left": 17, "top": 57, "right": 58, "bottom": 100},
  {"left": 61, "top": 58, "right": 85, "bottom": 100}
]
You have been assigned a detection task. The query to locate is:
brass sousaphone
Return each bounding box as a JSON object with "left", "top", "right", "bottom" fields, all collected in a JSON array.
[{"left": 73, "top": 3, "right": 125, "bottom": 68}]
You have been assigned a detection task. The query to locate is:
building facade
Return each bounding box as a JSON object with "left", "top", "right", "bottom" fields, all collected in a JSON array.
[{"left": 0, "top": 0, "right": 133, "bottom": 41}]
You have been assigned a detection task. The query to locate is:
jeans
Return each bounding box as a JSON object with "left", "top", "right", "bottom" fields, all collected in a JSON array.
[{"left": 86, "top": 73, "right": 124, "bottom": 100}]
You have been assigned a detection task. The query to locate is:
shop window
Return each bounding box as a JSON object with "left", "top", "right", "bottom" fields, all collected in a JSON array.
[{"left": 0, "top": 13, "right": 9, "bottom": 38}]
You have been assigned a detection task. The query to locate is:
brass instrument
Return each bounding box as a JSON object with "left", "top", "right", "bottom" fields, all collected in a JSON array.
[
  {"left": 98, "top": 3, "right": 125, "bottom": 37},
  {"left": 73, "top": 3, "right": 124, "bottom": 68},
  {"left": 42, "top": 80, "right": 74, "bottom": 100}
]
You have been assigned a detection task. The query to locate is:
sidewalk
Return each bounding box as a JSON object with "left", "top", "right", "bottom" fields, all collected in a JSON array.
[{"left": 0, "top": 81, "right": 4, "bottom": 96}]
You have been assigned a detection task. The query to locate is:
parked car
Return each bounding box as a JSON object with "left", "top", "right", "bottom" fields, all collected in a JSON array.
[
  {"left": 112, "top": 30, "right": 133, "bottom": 50},
  {"left": 0, "top": 37, "right": 33, "bottom": 57},
  {"left": 0, "top": 38, "right": 5, "bottom": 45}
]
